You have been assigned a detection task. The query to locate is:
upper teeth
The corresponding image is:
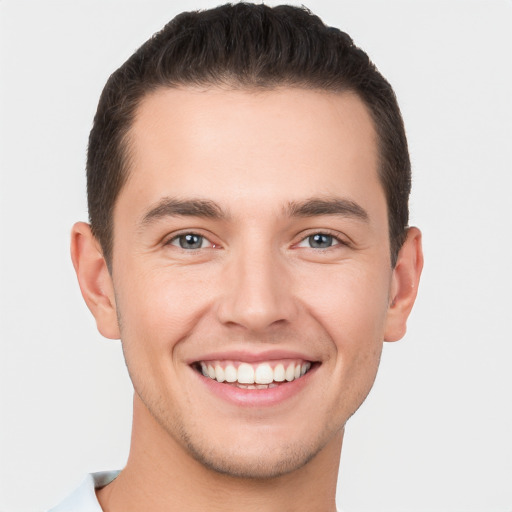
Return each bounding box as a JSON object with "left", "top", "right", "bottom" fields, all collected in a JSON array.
[{"left": 199, "top": 360, "right": 311, "bottom": 385}]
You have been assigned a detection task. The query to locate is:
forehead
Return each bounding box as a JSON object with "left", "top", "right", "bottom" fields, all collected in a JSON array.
[{"left": 121, "top": 86, "right": 382, "bottom": 218}]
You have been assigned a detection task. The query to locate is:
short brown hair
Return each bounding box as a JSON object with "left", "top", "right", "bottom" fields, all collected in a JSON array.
[{"left": 87, "top": 3, "right": 411, "bottom": 268}]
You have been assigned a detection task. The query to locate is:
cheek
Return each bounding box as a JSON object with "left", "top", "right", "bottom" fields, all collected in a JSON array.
[
  {"left": 114, "top": 265, "right": 212, "bottom": 360},
  {"left": 309, "top": 263, "right": 389, "bottom": 409},
  {"left": 113, "top": 267, "right": 214, "bottom": 406},
  {"left": 297, "top": 261, "right": 391, "bottom": 347}
]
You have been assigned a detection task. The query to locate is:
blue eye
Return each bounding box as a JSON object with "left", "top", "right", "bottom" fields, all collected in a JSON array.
[
  {"left": 297, "top": 233, "right": 340, "bottom": 249},
  {"left": 308, "top": 233, "right": 335, "bottom": 248},
  {"left": 170, "top": 233, "right": 211, "bottom": 249}
]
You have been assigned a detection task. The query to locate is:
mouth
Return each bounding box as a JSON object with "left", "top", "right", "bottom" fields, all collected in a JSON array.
[{"left": 192, "top": 359, "right": 314, "bottom": 389}]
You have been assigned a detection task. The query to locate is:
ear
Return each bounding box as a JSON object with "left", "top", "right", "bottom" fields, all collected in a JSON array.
[
  {"left": 384, "top": 227, "right": 423, "bottom": 342},
  {"left": 70, "top": 222, "right": 120, "bottom": 339}
]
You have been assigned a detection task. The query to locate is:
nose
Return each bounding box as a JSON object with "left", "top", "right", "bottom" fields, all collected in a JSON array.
[{"left": 216, "top": 243, "right": 299, "bottom": 332}]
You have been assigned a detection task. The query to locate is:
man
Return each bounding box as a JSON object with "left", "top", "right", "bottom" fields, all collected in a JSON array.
[{"left": 52, "top": 3, "right": 423, "bottom": 510}]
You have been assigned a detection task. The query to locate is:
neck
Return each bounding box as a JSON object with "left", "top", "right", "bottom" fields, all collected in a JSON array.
[{"left": 97, "top": 394, "right": 342, "bottom": 512}]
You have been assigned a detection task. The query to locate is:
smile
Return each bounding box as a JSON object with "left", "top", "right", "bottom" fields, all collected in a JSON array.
[{"left": 195, "top": 360, "right": 313, "bottom": 389}]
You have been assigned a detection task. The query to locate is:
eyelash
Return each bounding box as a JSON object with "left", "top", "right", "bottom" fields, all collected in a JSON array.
[
  {"left": 294, "top": 230, "right": 349, "bottom": 250},
  {"left": 165, "top": 230, "right": 348, "bottom": 251},
  {"left": 166, "top": 232, "right": 217, "bottom": 250}
]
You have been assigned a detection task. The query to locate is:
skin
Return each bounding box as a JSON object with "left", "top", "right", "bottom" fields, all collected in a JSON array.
[{"left": 71, "top": 87, "right": 423, "bottom": 511}]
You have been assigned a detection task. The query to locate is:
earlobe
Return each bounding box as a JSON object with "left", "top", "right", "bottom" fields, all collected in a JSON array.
[
  {"left": 384, "top": 227, "right": 423, "bottom": 342},
  {"left": 70, "top": 222, "right": 120, "bottom": 339}
]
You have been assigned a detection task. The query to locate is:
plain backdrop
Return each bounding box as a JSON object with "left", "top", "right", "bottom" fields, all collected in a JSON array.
[{"left": 1, "top": 1, "right": 511, "bottom": 511}]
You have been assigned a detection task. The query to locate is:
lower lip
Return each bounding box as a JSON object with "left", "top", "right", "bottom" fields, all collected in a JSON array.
[{"left": 194, "top": 365, "right": 317, "bottom": 407}]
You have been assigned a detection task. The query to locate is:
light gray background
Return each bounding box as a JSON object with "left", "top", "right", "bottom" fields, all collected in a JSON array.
[{"left": 1, "top": 1, "right": 511, "bottom": 511}]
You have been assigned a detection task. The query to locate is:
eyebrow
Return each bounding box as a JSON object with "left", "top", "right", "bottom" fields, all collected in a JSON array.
[
  {"left": 140, "top": 197, "right": 228, "bottom": 226},
  {"left": 286, "top": 197, "right": 369, "bottom": 222},
  {"left": 139, "top": 195, "right": 369, "bottom": 227}
]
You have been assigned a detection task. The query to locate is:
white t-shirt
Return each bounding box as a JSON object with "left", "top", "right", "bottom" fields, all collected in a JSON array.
[
  {"left": 47, "top": 470, "right": 344, "bottom": 511},
  {"left": 47, "top": 471, "right": 120, "bottom": 512}
]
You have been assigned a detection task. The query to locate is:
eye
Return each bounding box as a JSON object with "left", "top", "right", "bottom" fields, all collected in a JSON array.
[
  {"left": 297, "top": 233, "right": 340, "bottom": 249},
  {"left": 169, "top": 233, "right": 213, "bottom": 250}
]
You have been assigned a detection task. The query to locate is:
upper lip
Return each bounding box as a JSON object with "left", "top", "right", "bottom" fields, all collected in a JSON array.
[{"left": 186, "top": 349, "right": 318, "bottom": 365}]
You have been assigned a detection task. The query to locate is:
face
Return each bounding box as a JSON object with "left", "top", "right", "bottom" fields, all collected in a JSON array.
[{"left": 108, "top": 87, "right": 396, "bottom": 478}]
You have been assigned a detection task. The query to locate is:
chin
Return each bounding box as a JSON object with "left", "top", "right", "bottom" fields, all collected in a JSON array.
[
  {"left": 184, "top": 438, "right": 324, "bottom": 480},
  {"left": 173, "top": 418, "right": 339, "bottom": 480}
]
